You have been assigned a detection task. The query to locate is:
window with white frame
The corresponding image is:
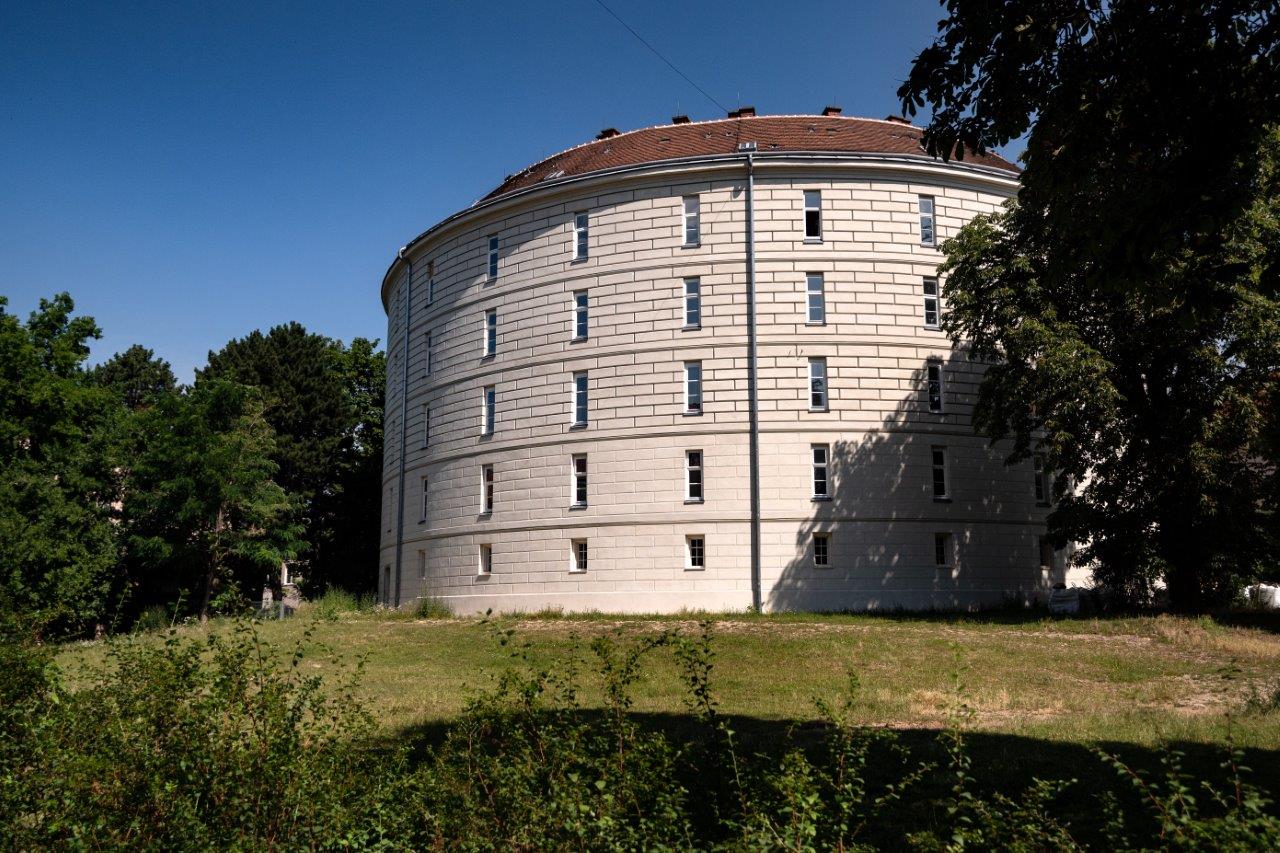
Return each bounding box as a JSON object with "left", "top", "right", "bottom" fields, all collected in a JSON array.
[
  {"left": 427, "top": 259, "right": 435, "bottom": 303},
  {"left": 684, "top": 361, "right": 703, "bottom": 414},
  {"left": 931, "top": 446, "right": 949, "bottom": 499},
  {"left": 806, "top": 273, "right": 825, "bottom": 324},
  {"left": 808, "top": 358, "right": 828, "bottom": 411},
  {"left": 483, "top": 309, "right": 497, "bottom": 357},
  {"left": 487, "top": 236, "right": 499, "bottom": 280},
  {"left": 417, "top": 548, "right": 427, "bottom": 580},
  {"left": 686, "top": 450, "right": 704, "bottom": 502},
  {"left": 571, "top": 454, "right": 588, "bottom": 507},
  {"left": 812, "top": 444, "right": 830, "bottom": 499},
  {"left": 424, "top": 330, "right": 432, "bottom": 375},
  {"left": 572, "top": 371, "right": 589, "bottom": 425},
  {"left": 481, "top": 464, "right": 494, "bottom": 514},
  {"left": 571, "top": 539, "right": 588, "bottom": 573},
  {"left": 923, "top": 277, "right": 940, "bottom": 329},
  {"left": 482, "top": 385, "right": 496, "bottom": 435},
  {"left": 926, "top": 360, "right": 944, "bottom": 413},
  {"left": 919, "top": 195, "right": 936, "bottom": 246},
  {"left": 684, "top": 278, "right": 701, "bottom": 328},
  {"left": 421, "top": 403, "right": 430, "bottom": 448},
  {"left": 419, "top": 476, "right": 428, "bottom": 522},
  {"left": 803, "top": 190, "right": 822, "bottom": 240},
  {"left": 478, "top": 543, "right": 493, "bottom": 575},
  {"left": 935, "top": 532, "right": 952, "bottom": 567},
  {"left": 1033, "top": 453, "right": 1050, "bottom": 505},
  {"left": 573, "top": 211, "right": 589, "bottom": 259},
  {"left": 572, "top": 290, "right": 589, "bottom": 340},
  {"left": 813, "top": 533, "right": 830, "bottom": 567},
  {"left": 686, "top": 535, "right": 705, "bottom": 569},
  {"left": 683, "top": 195, "right": 701, "bottom": 246}
]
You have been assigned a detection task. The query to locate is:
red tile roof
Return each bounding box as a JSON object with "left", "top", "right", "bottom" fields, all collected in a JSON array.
[{"left": 482, "top": 114, "right": 1018, "bottom": 200}]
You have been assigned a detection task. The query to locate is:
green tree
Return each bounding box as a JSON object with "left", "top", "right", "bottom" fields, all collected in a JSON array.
[
  {"left": 900, "top": 1, "right": 1280, "bottom": 609},
  {"left": 0, "top": 294, "right": 120, "bottom": 636},
  {"left": 123, "top": 379, "right": 301, "bottom": 621},
  {"left": 89, "top": 344, "right": 177, "bottom": 410},
  {"left": 200, "top": 324, "right": 383, "bottom": 594}
]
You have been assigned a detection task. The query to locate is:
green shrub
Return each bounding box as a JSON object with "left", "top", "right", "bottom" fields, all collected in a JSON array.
[
  {"left": 412, "top": 596, "right": 451, "bottom": 619},
  {"left": 131, "top": 603, "right": 173, "bottom": 634},
  {"left": 310, "top": 586, "right": 361, "bottom": 621}
]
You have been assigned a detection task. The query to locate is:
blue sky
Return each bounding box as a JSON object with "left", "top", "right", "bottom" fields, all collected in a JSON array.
[{"left": 1, "top": 0, "right": 1019, "bottom": 380}]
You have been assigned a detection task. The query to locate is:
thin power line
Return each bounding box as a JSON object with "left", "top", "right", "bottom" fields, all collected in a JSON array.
[{"left": 590, "top": 0, "right": 730, "bottom": 115}]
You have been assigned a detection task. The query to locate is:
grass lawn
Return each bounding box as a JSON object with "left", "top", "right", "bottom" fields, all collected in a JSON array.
[{"left": 55, "top": 607, "right": 1280, "bottom": 842}]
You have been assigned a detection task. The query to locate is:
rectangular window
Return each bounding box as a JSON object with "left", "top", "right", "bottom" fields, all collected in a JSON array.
[
  {"left": 572, "top": 371, "right": 589, "bottom": 425},
  {"left": 684, "top": 278, "right": 701, "bottom": 328},
  {"left": 684, "top": 361, "right": 703, "bottom": 414},
  {"left": 683, "top": 195, "right": 701, "bottom": 245},
  {"left": 478, "top": 543, "right": 492, "bottom": 575},
  {"left": 927, "top": 360, "right": 944, "bottom": 413},
  {"left": 923, "top": 277, "right": 940, "bottom": 329},
  {"left": 804, "top": 190, "right": 822, "bottom": 240},
  {"left": 417, "top": 548, "right": 427, "bottom": 580},
  {"left": 483, "top": 309, "right": 497, "bottom": 357},
  {"left": 935, "top": 532, "right": 952, "bottom": 567},
  {"left": 573, "top": 290, "right": 589, "bottom": 340},
  {"left": 482, "top": 385, "right": 496, "bottom": 435},
  {"left": 931, "top": 446, "right": 949, "bottom": 499},
  {"left": 919, "top": 195, "right": 936, "bottom": 246},
  {"left": 419, "top": 476, "right": 428, "bottom": 522},
  {"left": 686, "top": 450, "right": 704, "bottom": 502},
  {"left": 813, "top": 533, "right": 830, "bottom": 568},
  {"left": 571, "top": 454, "right": 588, "bottom": 507},
  {"left": 571, "top": 539, "right": 588, "bottom": 573},
  {"left": 487, "top": 236, "right": 499, "bottom": 280},
  {"left": 427, "top": 260, "right": 436, "bottom": 303},
  {"left": 809, "top": 358, "right": 828, "bottom": 411},
  {"left": 806, "top": 273, "right": 825, "bottom": 324},
  {"left": 686, "top": 535, "right": 705, "bottom": 570},
  {"left": 424, "top": 330, "right": 432, "bottom": 375},
  {"left": 421, "top": 403, "right": 430, "bottom": 448},
  {"left": 481, "top": 464, "right": 494, "bottom": 514},
  {"left": 1033, "top": 453, "right": 1050, "bottom": 505},
  {"left": 573, "top": 211, "right": 589, "bottom": 259},
  {"left": 812, "top": 444, "right": 830, "bottom": 499}
]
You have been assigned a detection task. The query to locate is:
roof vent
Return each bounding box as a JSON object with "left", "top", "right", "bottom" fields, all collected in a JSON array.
[
  {"left": 671, "top": 114, "right": 691, "bottom": 124},
  {"left": 822, "top": 105, "right": 843, "bottom": 116},
  {"left": 596, "top": 127, "right": 620, "bottom": 139},
  {"left": 737, "top": 141, "right": 757, "bottom": 152},
  {"left": 728, "top": 105, "right": 756, "bottom": 118},
  {"left": 884, "top": 114, "right": 913, "bottom": 125}
]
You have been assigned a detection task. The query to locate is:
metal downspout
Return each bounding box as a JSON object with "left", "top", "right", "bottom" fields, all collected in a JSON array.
[
  {"left": 744, "top": 152, "right": 762, "bottom": 612},
  {"left": 392, "top": 255, "right": 413, "bottom": 608}
]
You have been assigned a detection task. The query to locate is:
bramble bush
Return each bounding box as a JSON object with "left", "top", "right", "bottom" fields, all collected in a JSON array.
[{"left": 1, "top": 619, "right": 1276, "bottom": 850}]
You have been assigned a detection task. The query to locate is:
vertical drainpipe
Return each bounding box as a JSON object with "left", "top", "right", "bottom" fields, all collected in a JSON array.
[
  {"left": 392, "top": 253, "right": 413, "bottom": 608},
  {"left": 744, "top": 150, "right": 763, "bottom": 612}
]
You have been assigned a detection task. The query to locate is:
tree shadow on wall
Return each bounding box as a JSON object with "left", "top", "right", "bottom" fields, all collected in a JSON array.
[{"left": 767, "top": 352, "right": 1063, "bottom": 613}]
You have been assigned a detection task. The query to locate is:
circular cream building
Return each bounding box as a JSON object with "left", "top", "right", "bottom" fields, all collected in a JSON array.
[{"left": 378, "top": 108, "right": 1060, "bottom": 614}]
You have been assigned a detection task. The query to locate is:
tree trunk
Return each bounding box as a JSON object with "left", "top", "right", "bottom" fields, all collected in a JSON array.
[{"left": 199, "top": 506, "right": 227, "bottom": 623}]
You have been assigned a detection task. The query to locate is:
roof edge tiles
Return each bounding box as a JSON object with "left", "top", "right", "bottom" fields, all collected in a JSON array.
[{"left": 482, "top": 113, "right": 1018, "bottom": 200}]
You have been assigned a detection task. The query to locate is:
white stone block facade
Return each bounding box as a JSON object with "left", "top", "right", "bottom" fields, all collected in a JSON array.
[{"left": 379, "top": 141, "right": 1064, "bottom": 613}]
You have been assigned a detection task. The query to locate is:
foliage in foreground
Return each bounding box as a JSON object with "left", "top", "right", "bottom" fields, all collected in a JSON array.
[{"left": 3, "top": 622, "right": 1278, "bottom": 850}]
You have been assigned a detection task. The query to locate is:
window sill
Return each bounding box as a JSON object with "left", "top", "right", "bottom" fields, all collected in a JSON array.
[
  {"left": 683, "top": 498, "right": 704, "bottom": 505},
  {"left": 681, "top": 324, "right": 701, "bottom": 332},
  {"left": 933, "top": 497, "right": 952, "bottom": 503},
  {"left": 814, "top": 563, "right": 832, "bottom": 570},
  {"left": 570, "top": 336, "right": 588, "bottom": 344},
  {"left": 683, "top": 410, "right": 703, "bottom": 417},
  {"left": 417, "top": 518, "right": 428, "bottom": 525},
  {"left": 568, "top": 503, "right": 588, "bottom": 511},
  {"left": 811, "top": 495, "right": 832, "bottom": 503},
  {"left": 808, "top": 407, "right": 829, "bottom": 414},
  {"left": 479, "top": 432, "right": 493, "bottom": 439},
  {"left": 923, "top": 325, "right": 941, "bottom": 332},
  {"left": 682, "top": 241, "right": 701, "bottom": 249},
  {"left": 684, "top": 566, "right": 706, "bottom": 572},
  {"left": 475, "top": 572, "right": 491, "bottom": 580},
  {"left": 803, "top": 237, "right": 823, "bottom": 245},
  {"left": 570, "top": 256, "right": 588, "bottom": 265},
  {"left": 477, "top": 511, "right": 492, "bottom": 519},
  {"left": 568, "top": 569, "right": 587, "bottom": 575},
  {"left": 569, "top": 422, "right": 588, "bottom": 430},
  {"left": 805, "top": 321, "right": 826, "bottom": 327},
  {"left": 480, "top": 354, "right": 494, "bottom": 362}
]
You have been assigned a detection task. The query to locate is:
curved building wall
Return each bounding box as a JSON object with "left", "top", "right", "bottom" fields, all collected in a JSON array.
[{"left": 379, "top": 156, "right": 1059, "bottom": 613}]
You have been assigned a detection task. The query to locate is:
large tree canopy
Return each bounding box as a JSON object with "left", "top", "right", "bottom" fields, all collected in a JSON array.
[{"left": 900, "top": 1, "right": 1280, "bottom": 609}]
